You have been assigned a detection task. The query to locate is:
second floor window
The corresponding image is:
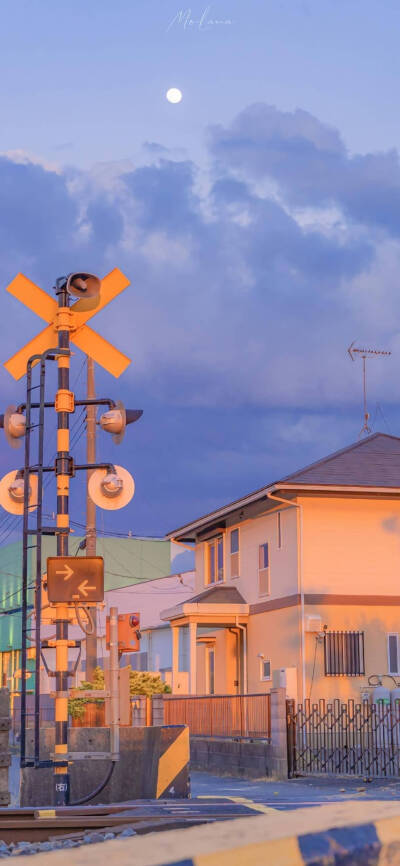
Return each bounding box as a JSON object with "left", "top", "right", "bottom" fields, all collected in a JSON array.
[
  {"left": 230, "top": 528, "right": 239, "bottom": 578},
  {"left": 258, "top": 542, "right": 270, "bottom": 596},
  {"left": 207, "top": 536, "right": 224, "bottom": 584}
]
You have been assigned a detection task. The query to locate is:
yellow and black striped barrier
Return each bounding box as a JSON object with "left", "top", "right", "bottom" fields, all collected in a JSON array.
[{"left": 158, "top": 813, "right": 400, "bottom": 865}]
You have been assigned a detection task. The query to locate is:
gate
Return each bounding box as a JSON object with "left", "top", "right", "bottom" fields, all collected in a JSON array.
[{"left": 287, "top": 698, "right": 400, "bottom": 778}]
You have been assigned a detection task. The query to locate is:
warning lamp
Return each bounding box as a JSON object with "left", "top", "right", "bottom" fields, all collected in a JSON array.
[
  {"left": 66, "top": 272, "right": 101, "bottom": 300},
  {"left": 0, "top": 470, "right": 38, "bottom": 515},
  {"left": 106, "top": 612, "right": 140, "bottom": 653},
  {"left": 88, "top": 464, "right": 135, "bottom": 511},
  {"left": 99, "top": 401, "right": 143, "bottom": 445},
  {"left": 0, "top": 405, "right": 26, "bottom": 449}
]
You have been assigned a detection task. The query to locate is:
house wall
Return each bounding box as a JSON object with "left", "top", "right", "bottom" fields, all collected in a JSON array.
[
  {"left": 247, "top": 606, "right": 301, "bottom": 695},
  {"left": 301, "top": 495, "right": 400, "bottom": 595},
  {"left": 195, "top": 505, "right": 299, "bottom": 604},
  {"left": 303, "top": 602, "right": 400, "bottom": 702}
]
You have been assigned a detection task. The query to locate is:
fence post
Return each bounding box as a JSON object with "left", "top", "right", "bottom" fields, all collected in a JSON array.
[
  {"left": 270, "top": 687, "right": 288, "bottom": 780},
  {"left": 152, "top": 695, "right": 166, "bottom": 726},
  {"left": 0, "top": 689, "right": 10, "bottom": 806}
]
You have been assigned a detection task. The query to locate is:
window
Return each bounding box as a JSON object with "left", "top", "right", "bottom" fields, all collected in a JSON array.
[
  {"left": 207, "top": 537, "right": 224, "bottom": 584},
  {"left": 260, "top": 659, "right": 271, "bottom": 681},
  {"left": 324, "top": 631, "right": 365, "bottom": 676},
  {"left": 277, "top": 512, "right": 282, "bottom": 549},
  {"left": 258, "top": 542, "right": 270, "bottom": 596},
  {"left": 388, "top": 634, "right": 400, "bottom": 675},
  {"left": 230, "top": 528, "right": 239, "bottom": 578}
]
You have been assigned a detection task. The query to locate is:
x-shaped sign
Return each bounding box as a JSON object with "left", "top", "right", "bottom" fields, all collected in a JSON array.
[{"left": 4, "top": 268, "right": 131, "bottom": 380}]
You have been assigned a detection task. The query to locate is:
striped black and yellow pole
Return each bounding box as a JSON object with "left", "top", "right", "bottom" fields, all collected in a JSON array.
[{"left": 53, "top": 280, "right": 74, "bottom": 806}]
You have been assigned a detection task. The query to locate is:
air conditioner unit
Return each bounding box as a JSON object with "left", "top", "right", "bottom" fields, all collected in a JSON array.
[{"left": 305, "top": 615, "right": 322, "bottom": 633}]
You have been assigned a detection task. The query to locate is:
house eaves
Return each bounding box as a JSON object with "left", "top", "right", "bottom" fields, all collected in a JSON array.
[{"left": 167, "top": 481, "right": 400, "bottom": 541}]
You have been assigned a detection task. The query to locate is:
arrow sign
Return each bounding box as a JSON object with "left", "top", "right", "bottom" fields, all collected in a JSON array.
[
  {"left": 47, "top": 556, "right": 104, "bottom": 603},
  {"left": 78, "top": 580, "right": 97, "bottom": 598},
  {"left": 56, "top": 564, "right": 74, "bottom": 581}
]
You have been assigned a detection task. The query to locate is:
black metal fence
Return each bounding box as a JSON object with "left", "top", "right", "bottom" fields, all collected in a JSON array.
[{"left": 287, "top": 698, "right": 400, "bottom": 778}]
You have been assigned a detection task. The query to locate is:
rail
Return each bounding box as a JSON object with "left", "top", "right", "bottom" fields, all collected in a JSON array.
[{"left": 164, "top": 693, "right": 271, "bottom": 739}]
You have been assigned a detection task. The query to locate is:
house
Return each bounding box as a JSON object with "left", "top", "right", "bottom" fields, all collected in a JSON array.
[{"left": 162, "top": 433, "right": 400, "bottom": 704}]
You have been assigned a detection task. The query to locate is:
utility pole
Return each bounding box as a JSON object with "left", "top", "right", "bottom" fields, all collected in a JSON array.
[{"left": 85, "top": 356, "right": 97, "bottom": 682}]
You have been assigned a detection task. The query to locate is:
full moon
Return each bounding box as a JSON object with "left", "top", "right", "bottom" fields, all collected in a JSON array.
[{"left": 166, "top": 88, "right": 183, "bottom": 104}]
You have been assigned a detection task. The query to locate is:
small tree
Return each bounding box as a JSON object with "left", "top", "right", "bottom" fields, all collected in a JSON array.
[{"left": 68, "top": 665, "right": 171, "bottom": 720}]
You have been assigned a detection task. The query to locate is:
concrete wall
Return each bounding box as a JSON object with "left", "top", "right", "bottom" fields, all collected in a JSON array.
[
  {"left": 21, "top": 725, "right": 190, "bottom": 807},
  {"left": 152, "top": 688, "right": 288, "bottom": 780}
]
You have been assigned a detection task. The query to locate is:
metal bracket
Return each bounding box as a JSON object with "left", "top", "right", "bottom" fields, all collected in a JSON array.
[{"left": 51, "top": 752, "right": 117, "bottom": 761}]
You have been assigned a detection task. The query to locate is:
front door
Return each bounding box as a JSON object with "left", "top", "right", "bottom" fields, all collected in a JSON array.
[{"left": 206, "top": 647, "right": 215, "bottom": 695}]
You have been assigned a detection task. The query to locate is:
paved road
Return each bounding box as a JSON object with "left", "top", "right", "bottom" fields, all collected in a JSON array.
[{"left": 191, "top": 770, "right": 400, "bottom": 811}]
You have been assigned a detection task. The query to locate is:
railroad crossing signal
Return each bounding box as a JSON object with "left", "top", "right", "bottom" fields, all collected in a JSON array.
[
  {"left": 46, "top": 556, "right": 104, "bottom": 603},
  {"left": 4, "top": 268, "right": 131, "bottom": 380}
]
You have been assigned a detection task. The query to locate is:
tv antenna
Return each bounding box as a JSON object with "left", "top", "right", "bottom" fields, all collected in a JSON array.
[{"left": 348, "top": 341, "right": 391, "bottom": 437}]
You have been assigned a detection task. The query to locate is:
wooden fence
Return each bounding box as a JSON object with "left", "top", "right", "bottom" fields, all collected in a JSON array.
[{"left": 164, "top": 693, "right": 271, "bottom": 738}]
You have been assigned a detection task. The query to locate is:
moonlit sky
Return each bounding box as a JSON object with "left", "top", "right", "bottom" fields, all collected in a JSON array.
[{"left": 0, "top": 0, "right": 399, "bottom": 539}]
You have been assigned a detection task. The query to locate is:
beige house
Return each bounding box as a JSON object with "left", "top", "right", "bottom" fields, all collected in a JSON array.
[{"left": 163, "top": 433, "right": 400, "bottom": 703}]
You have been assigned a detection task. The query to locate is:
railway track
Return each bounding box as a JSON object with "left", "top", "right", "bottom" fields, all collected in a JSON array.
[{"left": 0, "top": 798, "right": 258, "bottom": 845}]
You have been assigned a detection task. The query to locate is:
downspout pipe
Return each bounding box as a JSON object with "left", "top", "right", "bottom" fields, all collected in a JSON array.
[
  {"left": 235, "top": 616, "right": 247, "bottom": 694},
  {"left": 266, "top": 491, "right": 305, "bottom": 704}
]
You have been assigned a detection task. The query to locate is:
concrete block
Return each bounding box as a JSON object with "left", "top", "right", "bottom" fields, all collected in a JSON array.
[{"left": 21, "top": 724, "right": 190, "bottom": 807}]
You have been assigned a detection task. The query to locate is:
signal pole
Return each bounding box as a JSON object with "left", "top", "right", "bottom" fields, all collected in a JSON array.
[
  {"left": 1, "top": 268, "right": 142, "bottom": 806},
  {"left": 54, "top": 279, "right": 72, "bottom": 806},
  {"left": 85, "top": 356, "right": 97, "bottom": 681}
]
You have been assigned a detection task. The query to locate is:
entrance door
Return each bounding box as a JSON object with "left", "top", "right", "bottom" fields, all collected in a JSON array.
[{"left": 206, "top": 648, "right": 215, "bottom": 695}]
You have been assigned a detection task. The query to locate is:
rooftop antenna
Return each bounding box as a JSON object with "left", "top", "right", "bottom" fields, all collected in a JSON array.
[{"left": 348, "top": 341, "right": 391, "bottom": 438}]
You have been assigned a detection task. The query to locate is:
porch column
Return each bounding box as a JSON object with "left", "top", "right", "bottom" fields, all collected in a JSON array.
[
  {"left": 189, "top": 621, "right": 197, "bottom": 695},
  {"left": 172, "top": 626, "right": 179, "bottom": 694}
]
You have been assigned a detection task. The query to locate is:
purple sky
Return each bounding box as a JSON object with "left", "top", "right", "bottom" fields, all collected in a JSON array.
[{"left": 0, "top": 0, "right": 399, "bottom": 540}]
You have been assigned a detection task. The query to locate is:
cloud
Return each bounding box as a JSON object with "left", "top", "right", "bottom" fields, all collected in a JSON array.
[
  {"left": 0, "top": 104, "right": 400, "bottom": 531},
  {"left": 208, "top": 103, "right": 400, "bottom": 236}
]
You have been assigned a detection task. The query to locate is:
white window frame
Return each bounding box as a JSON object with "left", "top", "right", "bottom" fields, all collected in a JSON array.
[
  {"left": 230, "top": 527, "right": 240, "bottom": 579},
  {"left": 260, "top": 658, "right": 271, "bottom": 682},
  {"left": 258, "top": 542, "right": 270, "bottom": 597},
  {"left": 388, "top": 633, "right": 400, "bottom": 675},
  {"left": 206, "top": 536, "right": 224, "bottom": 585}
]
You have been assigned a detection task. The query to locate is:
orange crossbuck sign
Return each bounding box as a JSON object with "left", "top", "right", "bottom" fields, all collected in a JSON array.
[{"left": 4, "top": 268, "right": 131, "bottom": 380}]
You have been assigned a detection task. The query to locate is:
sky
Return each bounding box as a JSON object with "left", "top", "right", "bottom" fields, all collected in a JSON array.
[{"left": 0, "top": 0, "right": 399, "bottom": 540}]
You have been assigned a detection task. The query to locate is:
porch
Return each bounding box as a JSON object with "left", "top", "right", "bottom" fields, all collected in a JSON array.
[{"left": 161, "top": 584, "right": 249, "bottom": 695}]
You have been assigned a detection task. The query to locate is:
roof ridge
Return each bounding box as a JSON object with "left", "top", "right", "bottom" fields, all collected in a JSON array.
[{"left": 279, "top": 432, "right": 400, "bottom": 483}]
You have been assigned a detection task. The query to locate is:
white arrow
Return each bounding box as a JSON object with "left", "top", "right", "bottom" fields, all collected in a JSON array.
[
  {"left": 78, "top": 579, "right": 96, "bottom": 597},
  {"left": 56, "top": 563, "right": 74, "bottom": 581}
]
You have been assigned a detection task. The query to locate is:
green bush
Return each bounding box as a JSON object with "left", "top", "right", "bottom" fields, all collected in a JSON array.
[{"left": 68, "top": 665, "right": 171, "bottom": 720}]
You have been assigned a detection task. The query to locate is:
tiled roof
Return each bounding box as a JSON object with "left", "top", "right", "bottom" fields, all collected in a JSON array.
[
  {"left": 280, "top": 433, "right": 400, "bottom": 488},
  {"left": 168, "top": 433, "right": 400, "bottom": 539},
  {"left": 186, "top": 585, "right": 246, "bottom": 605}
]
